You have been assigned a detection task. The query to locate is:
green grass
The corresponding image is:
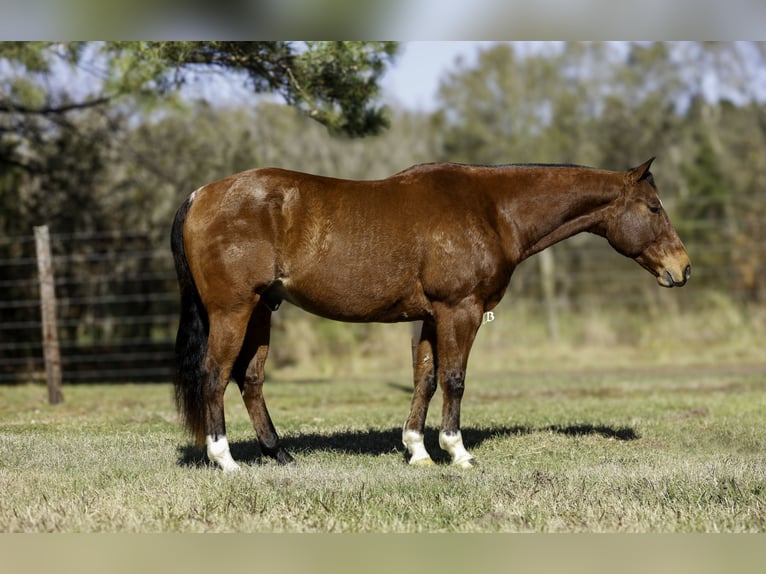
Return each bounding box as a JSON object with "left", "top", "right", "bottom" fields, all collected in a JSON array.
[{"left": 1, "top": 366, "right": 766, "bottom": 532}]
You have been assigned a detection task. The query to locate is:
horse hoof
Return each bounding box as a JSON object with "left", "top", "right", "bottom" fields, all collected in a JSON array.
[
  {"left": 409, "top": 456, "right": 436, "bottom": 467},
  {"left": 221, "top": 461, "right": 241, "bottom": 473},
  {"left": 453, "top": 458, "right": 476, "bottom": 469},
  {"left": 262, "top": 445, "right": 295, "bottom": 465},
  {"left": 276, "top": 450, "right": 296, "bottom": 465}
]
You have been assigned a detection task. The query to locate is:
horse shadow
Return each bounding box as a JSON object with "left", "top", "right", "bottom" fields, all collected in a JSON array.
[{"left": 177, "top": 422, "right": 639, "bottom": 468}]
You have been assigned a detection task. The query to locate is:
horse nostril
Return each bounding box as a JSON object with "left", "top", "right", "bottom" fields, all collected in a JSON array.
[{"left": 684, "top": 264, "right": 691, "bottom": 281}]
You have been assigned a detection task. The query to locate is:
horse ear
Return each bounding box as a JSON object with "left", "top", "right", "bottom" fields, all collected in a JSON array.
[{"left": 627, "top": 157, "right": 655, "bottom": 183}]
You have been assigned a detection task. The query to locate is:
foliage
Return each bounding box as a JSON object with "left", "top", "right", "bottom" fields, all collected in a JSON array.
[
  {"left": 0, "top": 41, "right": 398, "bottom": 227},
  {"left": 101, "top": 41, "right": 398, "bottom": 136}
]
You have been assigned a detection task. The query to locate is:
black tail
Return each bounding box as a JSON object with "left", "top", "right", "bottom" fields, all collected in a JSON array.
[{"left": 171, "top": 197, "right": 209, "bottom": 446}]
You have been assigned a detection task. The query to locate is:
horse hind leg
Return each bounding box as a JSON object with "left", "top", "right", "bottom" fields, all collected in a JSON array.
[
  {"left": 232, "top": 302, "right": 295, "bottom": 465},
  {"left": 202, "top": 306, "right": 254, "bottom": 472},
  {"left": 402, "top": 320, "right": 438, "bottom": 466}
]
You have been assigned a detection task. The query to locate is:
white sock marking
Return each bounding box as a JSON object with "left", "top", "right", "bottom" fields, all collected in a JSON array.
[
  {"left": 402, "top": 428, "right": 433, "bottom": 465},
  {"left": 439, "top": 430, "right": 474, "bottom": 467},
  {"left": 206, "top": 435, "right": 240, "bottom": 472}
]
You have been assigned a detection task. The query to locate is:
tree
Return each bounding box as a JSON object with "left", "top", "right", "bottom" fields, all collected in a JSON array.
[
  {"left": 0, "top": 42, "right": 399, "bottom": 231},
  {"left": 0, "top": 42, "right": 398, "bottom": 222},
  {"left": 1, "top": 42, "right": 398, "bottom": 134},
  {"left": 103, "top": 42, "right": 398, "bottom": 137}
]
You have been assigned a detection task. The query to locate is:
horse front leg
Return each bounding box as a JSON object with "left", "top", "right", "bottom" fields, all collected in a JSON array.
[
  {"left": 402, "top": 320, "right": 438, "bottom": 465},
  {"left": 437, "top": 371, "right": 474, "bottom": 468},
  {"left": 434, "top": 301, "right": 482, "bottom": 469}
]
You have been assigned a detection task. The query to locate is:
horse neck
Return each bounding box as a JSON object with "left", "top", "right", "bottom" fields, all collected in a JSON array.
[{"left": 496, "top": 167, "right": 622, "bottom": 263}]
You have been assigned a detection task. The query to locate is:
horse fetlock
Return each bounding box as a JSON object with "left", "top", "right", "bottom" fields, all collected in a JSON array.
[
  {"left": 206, "top": 435, "right": 241, "bottom": 472},
  {"left": 402, "top": 428, "right": 433, "bottom": 466},
  {"left": 439, "top": 430, "right": 475, "bottom": 468}
]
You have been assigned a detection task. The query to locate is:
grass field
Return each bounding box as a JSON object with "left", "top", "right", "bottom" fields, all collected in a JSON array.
[{"left": 2, "top": 360, "right": 765, "bottom": 532}]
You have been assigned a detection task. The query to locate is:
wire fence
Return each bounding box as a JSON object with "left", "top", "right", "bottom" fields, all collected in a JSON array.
[
  {"left": 0, "top": 230, "right": 178, "bottom": 384},
  {"left": 0, "top": 226, "right": 763, "bottom": 385}
]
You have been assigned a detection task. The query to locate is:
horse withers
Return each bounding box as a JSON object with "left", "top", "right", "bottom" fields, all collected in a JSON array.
[{"left": 171, "top": 158, "right": 690, "bottom": 471}]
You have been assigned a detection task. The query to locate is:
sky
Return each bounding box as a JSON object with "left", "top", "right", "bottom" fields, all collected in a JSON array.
[
  {"left": 379, "top": 42, "right": 491, "bottom": 111},
  {"left": 379, "top": 41, "right": 766, "bottom": 113},
  {"left": 377, "top": 41, "right": 585, "bottom": 111}
]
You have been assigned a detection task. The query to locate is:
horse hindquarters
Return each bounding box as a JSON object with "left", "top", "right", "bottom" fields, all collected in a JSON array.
[{"left": 171, "top": 198, "right": 250, "bottom": 472}]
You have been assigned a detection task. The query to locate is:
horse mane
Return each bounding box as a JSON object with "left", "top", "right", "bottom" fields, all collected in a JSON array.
[
  {"left": 490, "top": 162, "right": 594, "bottom": 169},
  {"left": 393, "top": 162, "right": 597, "bottom": 177}
]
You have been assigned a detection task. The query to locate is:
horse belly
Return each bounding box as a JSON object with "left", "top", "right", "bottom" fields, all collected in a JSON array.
[{"left": 278, "top": 269, "right": 431, "bottom": 323}]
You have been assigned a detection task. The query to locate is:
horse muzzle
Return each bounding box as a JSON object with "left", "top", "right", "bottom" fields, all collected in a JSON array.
[{"left": 657, "top": 262, "right": 692, "bottom": 288}]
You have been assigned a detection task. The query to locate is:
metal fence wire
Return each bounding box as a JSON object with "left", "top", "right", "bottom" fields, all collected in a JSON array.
[{"left": 0, "top": 231, "right": 178, "bottom": 383}]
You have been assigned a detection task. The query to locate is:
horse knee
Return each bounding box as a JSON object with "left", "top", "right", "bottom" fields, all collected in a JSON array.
[
  {"left": 443, "top": 370, "right": 466, "bottom": 398},
  {"left": 440, "top": 370, "right": 467, "bottom": 433}
]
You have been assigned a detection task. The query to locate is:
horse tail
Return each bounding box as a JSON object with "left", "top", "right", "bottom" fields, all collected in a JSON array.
[{"left": 171, "top": 196, "right": 208, "bottom": 446}]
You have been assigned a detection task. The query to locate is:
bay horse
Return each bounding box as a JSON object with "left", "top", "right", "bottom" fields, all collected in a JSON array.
[{"left": 171, "top": 158, "right": 690, "bottom": 471}]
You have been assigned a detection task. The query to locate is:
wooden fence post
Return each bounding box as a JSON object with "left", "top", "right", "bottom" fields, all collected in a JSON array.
[
  {"left": 538, "top": 249, "right": 559, "bottom": 343},
  {"left": 33, "top": 225, "right": 64, "bottom": 404}
]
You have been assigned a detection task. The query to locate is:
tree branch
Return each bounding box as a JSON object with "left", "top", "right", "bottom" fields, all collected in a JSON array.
[{"left": 0, "top": 97, "right": 110, "bottom": 115}]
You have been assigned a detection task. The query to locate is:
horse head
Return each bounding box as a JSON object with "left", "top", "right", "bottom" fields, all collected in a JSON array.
[{"left": 603, "top": 158, "right": 691, "bottom": 288}]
